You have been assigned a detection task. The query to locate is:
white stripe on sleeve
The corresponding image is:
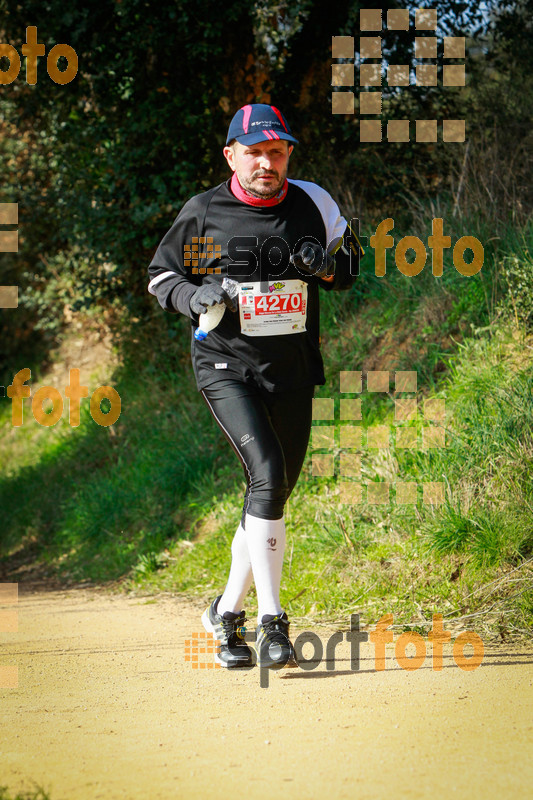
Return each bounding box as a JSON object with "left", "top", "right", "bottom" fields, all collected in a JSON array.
[
  {"left": 288, "top": 179, "right": 347, "bottom": 252},
  {"left": 147, "top": 270, "right": 179, "bottom": 296}
]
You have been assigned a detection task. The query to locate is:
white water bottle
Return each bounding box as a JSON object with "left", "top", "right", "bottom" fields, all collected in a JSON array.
[
  {"left": 194, "top": 277, "right": 240, "bottom": 341},
  {"left": 194, "top": 303, "right": 226, "bottom": 340}
]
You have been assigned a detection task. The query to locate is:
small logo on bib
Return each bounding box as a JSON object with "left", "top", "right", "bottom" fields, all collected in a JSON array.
[{"left": 214, "top": 363, "right": 227, "bottom": 369}]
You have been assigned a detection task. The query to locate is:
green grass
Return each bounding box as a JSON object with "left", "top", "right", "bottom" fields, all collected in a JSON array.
[
  {"left": 0, "top": 787, "right": 51, "bottom": 800},
  {"left": 0, "top": 338, "right": 235, "bottom": 583},
  {"left": 419, "top": 334, "right": 533, "bottom": 565},
  {"left": 124, "top": 323, "right": 533, "bottom": 639},
  {"left": 0, "top": 214, "right": 531, "bottom": 640}
]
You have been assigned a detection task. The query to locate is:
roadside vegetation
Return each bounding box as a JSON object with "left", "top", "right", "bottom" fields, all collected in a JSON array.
[
  {"left": 1, "top": 215, "right": 531, "bottom": 640},
  {"left": 0, "top": 0, "right": 531, "bottom": 641},
  {"left": 0, "top": 787, "right": 51, "bottom": 800}
]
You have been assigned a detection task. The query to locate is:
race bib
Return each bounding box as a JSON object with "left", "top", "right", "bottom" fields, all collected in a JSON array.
[{"left": 238, "top": 280, "right": 307, "bottom": 337}]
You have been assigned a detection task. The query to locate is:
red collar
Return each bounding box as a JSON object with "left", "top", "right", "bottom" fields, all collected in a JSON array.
[{"left": 230, "top": 173, "right": 288, "bottom": 206}]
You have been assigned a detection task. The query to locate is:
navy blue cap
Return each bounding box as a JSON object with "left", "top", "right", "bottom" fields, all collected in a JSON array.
[{"left": 226, "top": 104, "right": 299, "bottom": 146}]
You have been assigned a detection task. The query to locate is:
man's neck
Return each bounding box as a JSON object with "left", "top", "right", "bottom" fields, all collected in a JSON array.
[{"left": 230, "top": 173, "right": 288, "bottom": 207}]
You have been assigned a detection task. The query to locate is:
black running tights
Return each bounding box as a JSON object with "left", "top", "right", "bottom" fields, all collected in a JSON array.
[{"left": 201, "top": 380, "right": 314, "bottom": 527}]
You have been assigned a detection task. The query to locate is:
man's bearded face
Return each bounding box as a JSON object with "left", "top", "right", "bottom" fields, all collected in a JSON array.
[{"left": 224, "top": 139, "right": 293, "bottom": 199}]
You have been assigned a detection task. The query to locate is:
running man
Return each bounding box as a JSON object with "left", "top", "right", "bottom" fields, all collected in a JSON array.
[{"left": 147, "top": 103, "right": 362, "bottom": 670}]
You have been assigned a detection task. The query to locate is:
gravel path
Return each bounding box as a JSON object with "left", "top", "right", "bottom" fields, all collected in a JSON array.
[{"left": 1, "top": 586, "right": 532, "bottom": 799}]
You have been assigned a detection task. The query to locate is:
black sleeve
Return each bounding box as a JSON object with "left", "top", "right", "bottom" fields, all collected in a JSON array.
[
  {"left": 147, "top": 196, "right": 204, "bottom": 319},
  {"left": 320, "top": 220, "right": 365, "bottom": 292}
]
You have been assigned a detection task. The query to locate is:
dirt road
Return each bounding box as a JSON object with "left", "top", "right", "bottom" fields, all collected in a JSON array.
[{"left": 1, "top": 586, "right": 532, "bottom": 800}]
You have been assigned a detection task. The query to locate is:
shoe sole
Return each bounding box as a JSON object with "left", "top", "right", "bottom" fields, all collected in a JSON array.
[{"left": 201, "top": 608, "right": 253, "bottom": 669}]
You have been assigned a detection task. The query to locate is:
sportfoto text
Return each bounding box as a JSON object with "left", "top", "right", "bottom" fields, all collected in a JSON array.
[
  {"left": 214, "top": 218, "right": 483, "bottom": 279},
  {"left": 0, "top": 26, "right": 78, "bottom": 85},
  {"left": 6, "top": 369, "right": 121, "bottom": 427},
  {"left": 219, "top": 613, "right": 484, "bottom": 688}
]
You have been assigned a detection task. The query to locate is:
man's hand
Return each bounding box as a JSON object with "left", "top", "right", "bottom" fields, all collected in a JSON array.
[
  {"left": 290, "top": 242, "right": 334, "bottom": 278},
  {"left": 189, "top": 284, "right": 238, "bottom": 315}
]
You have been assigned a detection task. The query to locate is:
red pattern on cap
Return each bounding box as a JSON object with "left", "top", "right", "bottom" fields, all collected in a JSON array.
[
  {"left": 270, "top": 106, "right": 288, "bottom": 132},
  {"left": 241, "top": 104, "right": 253, "bottom": 134}
]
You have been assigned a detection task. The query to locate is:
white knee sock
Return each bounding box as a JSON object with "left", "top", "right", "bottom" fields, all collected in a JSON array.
[
  {"left": 244, "top": 513, "right": 286, "bottom": 623},
  {"left": 217, "top": 523, "right": 253, "bottom": 615}
]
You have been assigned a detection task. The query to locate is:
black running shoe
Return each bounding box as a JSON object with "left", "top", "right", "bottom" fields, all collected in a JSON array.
[
  {"left": 201, "top": 596, "right": 254, "bottom": 669},
  {"left": 255, "top": 612, "right": 299, "bottom": 669}
]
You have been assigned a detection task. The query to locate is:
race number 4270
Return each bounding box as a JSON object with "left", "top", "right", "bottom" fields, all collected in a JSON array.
[{"left": 255, "top": 293, "right": 302, "bottom": 315}]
